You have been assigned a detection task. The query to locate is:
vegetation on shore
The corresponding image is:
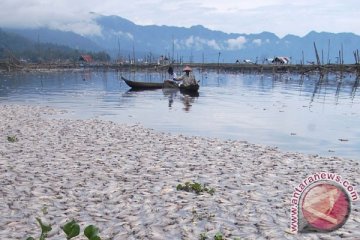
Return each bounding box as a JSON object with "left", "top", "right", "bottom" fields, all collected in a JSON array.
[
  {"left": 7, "top": 135, "right": 18, "bottom": 143},
  {"left": 176, "top": 181, "right": 215, "bottom": 195},
  {"left": 26, "top": 218, "right": 101, "bottom": 240},
  {"left": 0, "top": 29, "right": 110, "bottom": 63},
  {"left": 2, "top": 28, "right": 360, "bottom": 75}
]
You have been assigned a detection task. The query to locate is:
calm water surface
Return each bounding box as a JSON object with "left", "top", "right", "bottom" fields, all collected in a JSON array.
[{"left": 0, "top": 69, "right": 359, "bottom": 160}]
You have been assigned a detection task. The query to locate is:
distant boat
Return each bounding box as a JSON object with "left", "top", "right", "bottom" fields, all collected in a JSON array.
[{"left": 121, "top": 76, "right": 199, "bottom": 93}]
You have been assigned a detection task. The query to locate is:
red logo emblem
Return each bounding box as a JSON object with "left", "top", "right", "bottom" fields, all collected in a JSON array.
[{"left": 300, "top": 183, "right": 351, "bottom": 232}]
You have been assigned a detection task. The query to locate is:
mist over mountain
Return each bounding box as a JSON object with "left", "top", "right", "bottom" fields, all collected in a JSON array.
[
  {"left": 0, "top": 29, "right": 109, "bottom": 62},
  {"left": 4, "top": 28, "right": 102, "bottom": 52},
  {"left": 3, "top": 14, "right": 360, "bottom": 63}
]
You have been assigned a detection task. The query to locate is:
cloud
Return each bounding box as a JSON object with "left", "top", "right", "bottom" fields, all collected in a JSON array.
[
  {"left": 0, "top": 0, "right": 102, "bottom": 35},
  {"left": 207, "top": 40, "right": 221, "bottom": 50},
  {"left": 0, "top": 0, "right": 359, "bottom": 37},
  {"left": 49, "top": 20, "right": 102, "bottom": 36},
  {"left": 185, "top": 36, "right": 195, "bottom": 47},
  {"left": 226, "top": 36, "right": 247, "bottom": 50},
  {"left": 110, "top": 30, "right": 134, "bottom": 40},
  {"left": 252, "top": 39, "right": 262, "bottom": 46},
  {"left": 177, "top": 36, "right": 221, "bottom": 50}
]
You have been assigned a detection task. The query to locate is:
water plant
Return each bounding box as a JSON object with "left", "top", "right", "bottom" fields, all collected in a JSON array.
[
  {"left": 200, "top": 232, "right": 241, "bottom": 240},
  {"left": 41, "top": 207, "right": 48, "bottom": 215},
  {"left": 61, "top": 220, "right": 80, "bottom": 239},
  {"left": 26, "top": 219, "right": 101, "bottom": 240},
  {"left": 7, "top": 135, "right": 18, "bottom": 142},
  {"left": 191, "top": 208, "right": 215, "bottom": 222},
  {"left": 199, "top": 232, "right": 208, "bottom": 240},
  {"left": 26, "top": 218, "right": 52, "bottom": 240},
  {"left": 176, "top": 181, "right": 215, "bottom": 195},
  {"left": 84, "top": 225, "right": 101, "bottom": 240},
  {"left": 214, "top": 232, "right": 223, "bottom": 240}
]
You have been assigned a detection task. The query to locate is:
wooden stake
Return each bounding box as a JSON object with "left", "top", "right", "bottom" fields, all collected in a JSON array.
[
  {"left": 302, "top": 50, "right": 304, "bottom": 65},
  {"left": 313, "top": 42, "right": 321, "bottom": 65},
  {"left": 327, "top": 39, "right": 331, "bottom": 64}
]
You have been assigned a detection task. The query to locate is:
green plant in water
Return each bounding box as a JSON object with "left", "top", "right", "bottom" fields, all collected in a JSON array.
[
  {"left": 26, "top": 218, "right": 52, "bottom": 240},
  {"left": 176, "top": 181, "right": 215, "bottom": 195},
  {"left": 41, "top": 207, "right": 48, "bottom": 215},
  {"left": 61, "top": 220, "right": 80, "bottom": 239},
  {"left": 214, "top": 232, "right": 223, "bottom": 240},
  {"left": 200, "top": 231, "right": 240, "bottom": 240},
  {"left": 199, "top": 232, "right": 208, "bottom": 240},
  {"left": 7, "top": 135, "right": 18, "bottom": 143},
  {"left": 26, "top": 218, "right": 101, "bottom": 240},
  {"left": 191, "top": 208, "right": 215, "bottom": 222},
  {"left": 191, "top": 182, "right": 202, "bottom": 194},
  {"left": 207, "top": 188, "right": 215, "bottom": 195},
  {"left": 84, "top": 225, "right": 101, "bottom": 240}
]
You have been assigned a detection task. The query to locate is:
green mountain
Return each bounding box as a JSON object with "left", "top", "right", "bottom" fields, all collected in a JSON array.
[
  {"left": 0, "top": 28, "right": 109, "bottom": 62},
  {"left": 3, "top": 14, "right": 360, "bottom": 63}
]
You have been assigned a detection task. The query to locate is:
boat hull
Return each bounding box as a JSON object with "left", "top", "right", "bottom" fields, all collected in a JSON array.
[
  {"left": 179, "top": 84, "right": 199, "bottom": 92},
  {"left": 121, "top": 76, "right": 163, "bottom": 89},
  {"left": 121, "top": 76, "right": 199, "bottom": 93}
]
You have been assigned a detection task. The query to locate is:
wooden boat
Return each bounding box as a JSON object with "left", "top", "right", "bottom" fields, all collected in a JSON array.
[
  {"left": 121, "top": 76, "right": 199, "bottom": 93},
  {"left": 121, "top": 76, "right": 163, "bottom": 89},
  {"left": 179, "top": 83, "right": 199, "bottom": 92}
]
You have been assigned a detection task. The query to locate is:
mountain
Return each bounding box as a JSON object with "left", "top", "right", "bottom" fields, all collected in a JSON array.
[
  {"left": 0, "top": 29, "right": 109, "bottom": 62},
  {"left": 88, "top": 15, "right": 360, "bottom": 64},
  {"left": 0, "top": 28, "right": 77, "bottom": 61},
  {"left": 3, "top": 15, "right": 360, "bottom": 63},
  {"left": 0, "top": 28, "right": 34, "bottom": 53},
  {"left": 4, "top": 28, "right": 102, "bottom": 52}
]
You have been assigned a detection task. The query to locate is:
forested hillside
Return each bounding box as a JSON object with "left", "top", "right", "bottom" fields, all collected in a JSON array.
[{"left": 0, "top": 29, "right": 110, "bottom": 62}]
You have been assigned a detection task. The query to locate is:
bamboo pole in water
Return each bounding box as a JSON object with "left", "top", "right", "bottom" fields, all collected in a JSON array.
[
  {"left": 354, "top": 51, "right": 358, "bottom": 64},
  {"left": 313, "top": 42, "right": 321, "bottom": 66},
  {"left": 302, "top": 51, "right": 304, "bottom": 66},
  {"left": 327, "top": 39, "right": 331, "bottom": 64}
]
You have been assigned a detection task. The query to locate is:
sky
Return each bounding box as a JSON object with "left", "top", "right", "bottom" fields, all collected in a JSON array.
[{"left": 1, "top": 0, "right": 359, "bottom": 37}]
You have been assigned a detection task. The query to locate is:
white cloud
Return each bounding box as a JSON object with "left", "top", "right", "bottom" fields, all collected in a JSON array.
[
  {"left": 111, "top": 30, "right": 134, "bottom": 40},
  {"left": 207, "top": 40, "right": 221, "bottom": 50},
  {"left": 49, "top": 20, "right": 102, "bottom": 36},
  {"left": 185, "top": 36, "right": 195, "bottom": 47},
  {"left": 227, "top": 36, "right": 247, "bottom": 50},
  {"left": 0, "top": 0, "right": 359, "bottom": 37},
  {"left": 178, "top": 36, "right": 221, "bottom": 50},
  {"left": 252, "top": 39, "right": 262, "bottom": 46},
  {"left": 0, "top": 0, "right": 102, "bottom": 36}
]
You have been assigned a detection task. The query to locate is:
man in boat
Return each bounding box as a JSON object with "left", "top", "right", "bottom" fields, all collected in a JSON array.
[
  {"left": 167, "top": 66, "right": 177, "bottom": 79},
  {"left": 174, "top": 66, "right": 197, "bottom": 87}
]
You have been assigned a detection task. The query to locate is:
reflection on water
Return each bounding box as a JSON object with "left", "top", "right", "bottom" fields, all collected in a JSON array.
[
  {"left": 0, "top": 69, "right": 359, "bottom": 160},
  {"left": 162, "top": 88, "right": 199, "bottom": 111},
  {"left": 124, "top": 88, "right": 199, "bottom": 112}
]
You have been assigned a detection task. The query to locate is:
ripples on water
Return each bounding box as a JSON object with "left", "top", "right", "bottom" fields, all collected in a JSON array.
[{"left": 0, "top": 69, "right": 359, "bottom": 160}]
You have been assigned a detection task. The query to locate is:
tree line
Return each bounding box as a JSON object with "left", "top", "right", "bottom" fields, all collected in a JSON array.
[{"left": 0, "top": 29, "right": 110, "bottom": 62}]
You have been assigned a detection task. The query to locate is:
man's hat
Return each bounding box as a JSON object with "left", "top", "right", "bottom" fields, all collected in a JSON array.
[{"left": 183, "top": 66, "right": 192, "bottom": 72}]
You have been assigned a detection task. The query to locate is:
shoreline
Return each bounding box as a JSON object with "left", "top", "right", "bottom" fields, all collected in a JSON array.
[
  {"left": 1, "top": 62, "right": 360, "bottom": 75},
  {"left": 0, "top": 104, "right": 359, "bottom": 239}
]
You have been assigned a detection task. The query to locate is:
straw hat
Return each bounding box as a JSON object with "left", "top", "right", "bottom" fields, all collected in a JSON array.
[{"left": 183, "top": 66, "right": 192, "bottom": 72}]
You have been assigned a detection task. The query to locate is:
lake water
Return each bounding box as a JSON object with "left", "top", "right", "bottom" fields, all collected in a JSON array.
[{"left": 0, "top": 69, "right": 359, "bottom": 160}]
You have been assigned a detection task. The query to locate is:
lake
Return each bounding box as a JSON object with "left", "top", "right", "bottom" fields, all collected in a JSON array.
[{"left": 0, "top": 69, "right": 359, "bottom": 160}]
